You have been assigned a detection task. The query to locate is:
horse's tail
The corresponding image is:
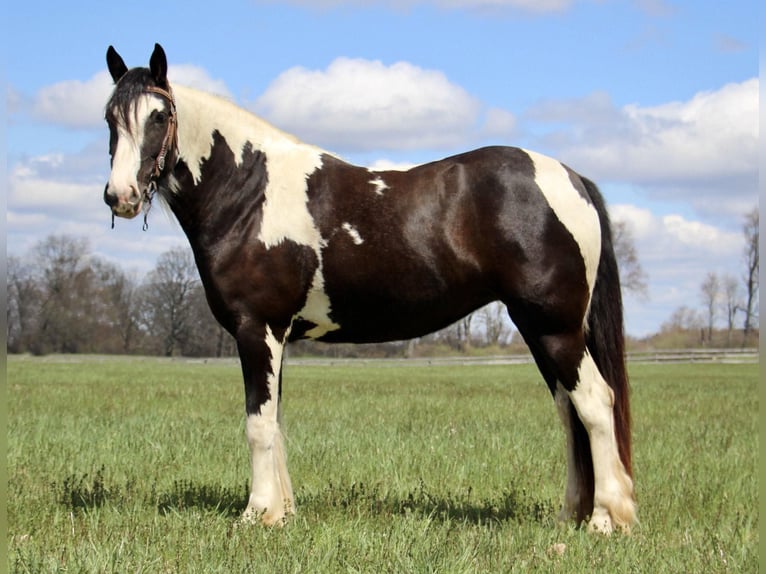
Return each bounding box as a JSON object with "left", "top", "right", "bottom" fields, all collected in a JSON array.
[{"left": 580, "top": 177, "right": 633, "bottom": 478}]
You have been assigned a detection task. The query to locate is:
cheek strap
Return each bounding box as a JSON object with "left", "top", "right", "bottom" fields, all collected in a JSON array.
[{"left": 145, "top": 85, "right": 178, "bottom": 178}]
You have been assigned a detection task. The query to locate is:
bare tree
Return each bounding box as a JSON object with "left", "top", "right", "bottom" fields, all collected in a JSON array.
[
  {"left": 141, "top": 247, "right": 200, "bottom": 356},
  {"left": 742, "top": 207, "right": 759, "bottom": 341},
  {"left": 30, "top": 235, "right": 97, "bottom": 354},
  {"left": 612, "top": 219, "right": 648, "bottom": 298},
  {"left": 455, "top": 314, "right": 475, "bottom": 351},
  {"left": 700, "top": 272, "right": 720, "bottom": 344},
  {"left": 477, "top": 301, "right": 512, "bottom": 347},
  {"left": 179, "top": 283, "right": 235, "bottom": 357},
  {"left": 661, "top": 305, "right": 705, "bottom": 334},
  {"left": 92, "top": 259, "right": 142, "bottom": 353},
  {"left": 7, "top": 255, "right": 41, "bottom": 352},
  {"left": 721, "top": 274, "right": 740, "bottom": 347}
]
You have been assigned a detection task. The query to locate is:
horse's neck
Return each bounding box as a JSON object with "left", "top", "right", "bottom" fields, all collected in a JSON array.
[
  {"left": 166, "top": 85, "right": 329, "bottom": 254},
  {"left": 172, "top": 84, "right": 313, "bottom": 185}
]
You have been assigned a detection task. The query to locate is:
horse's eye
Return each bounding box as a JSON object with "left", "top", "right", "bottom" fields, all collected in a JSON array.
[{"left": 154, "top": 111, "right": 168, "bottom": 124}]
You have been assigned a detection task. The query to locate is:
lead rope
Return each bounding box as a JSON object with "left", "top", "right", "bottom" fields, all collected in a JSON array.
[{"left": 142, "top": 180, "right": 158, "bottom": 231}]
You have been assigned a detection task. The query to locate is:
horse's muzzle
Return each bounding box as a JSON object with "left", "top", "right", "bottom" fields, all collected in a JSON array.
[{"left": 104, "top": 183, "right": 143, "bottom": 219}]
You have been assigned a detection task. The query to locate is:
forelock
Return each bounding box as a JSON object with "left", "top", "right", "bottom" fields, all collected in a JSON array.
[{"left": 106, "top": 68, "right": 156, "bottom": 127}]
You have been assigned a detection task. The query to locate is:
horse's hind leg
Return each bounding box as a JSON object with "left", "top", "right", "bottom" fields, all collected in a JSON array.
[
  {"left": 553, "top": 386, "right": 592, "bottom": 525},
  {"left": 522, "top": 329, "right": 634, "bottom": 533},
  {"left": 237, "top": 323, "right": 294, "bottom": 526},
  {"left": 565, "top": 350, "right": 635, "bottom": 533}
]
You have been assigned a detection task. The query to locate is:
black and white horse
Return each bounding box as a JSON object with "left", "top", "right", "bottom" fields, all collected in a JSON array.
[{"left": 104, "top": 44, "right": 635, "bottom": 533}]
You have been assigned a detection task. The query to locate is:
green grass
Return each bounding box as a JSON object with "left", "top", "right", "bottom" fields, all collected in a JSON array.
[{"left": 7, "top": 356, "right": 758, "bottom": 572}]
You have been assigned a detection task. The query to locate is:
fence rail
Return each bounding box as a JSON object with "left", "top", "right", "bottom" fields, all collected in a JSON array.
[
  {"left": 626, "top": 348, "right": 759, "bottom": 364},
  {"left": 8, "top": 348, "right": 759, "bottom": 367},
  {"left": 287, "top": 348, "right": 758, "bottom": 367}
]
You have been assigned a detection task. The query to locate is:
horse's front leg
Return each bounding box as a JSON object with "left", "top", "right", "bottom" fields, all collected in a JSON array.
[{"left": 238, "top": 323, "right": 294, "bottom": 526}]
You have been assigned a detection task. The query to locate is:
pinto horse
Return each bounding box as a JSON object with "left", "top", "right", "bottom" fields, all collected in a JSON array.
[{"left": 103, "top": 44, "right": 635, "bottom": 533}]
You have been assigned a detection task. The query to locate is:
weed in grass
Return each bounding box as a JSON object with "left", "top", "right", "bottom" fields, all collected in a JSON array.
[
  {"left": 53, "top": 466, "right": 135, "bottom": 511},
  {"left": 155, "top": 479, "right": 247, "bottom": 517}
]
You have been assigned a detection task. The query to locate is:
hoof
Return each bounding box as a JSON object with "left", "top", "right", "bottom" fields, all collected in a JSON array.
[
  {"left": 586, "top": 509, "right": 613, "bottom": 535},
  {"left": 239, "top": 502, "right": 293, "bottom": 528}
]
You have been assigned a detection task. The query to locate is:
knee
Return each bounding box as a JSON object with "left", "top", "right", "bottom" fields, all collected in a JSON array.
[{"left": 246, "top": 415, "right": 279, "bottom": 449}]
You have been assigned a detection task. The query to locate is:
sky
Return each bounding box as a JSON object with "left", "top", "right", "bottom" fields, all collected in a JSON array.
[{"left": 5, "top": 0, "right": 760, "bottom": 338}]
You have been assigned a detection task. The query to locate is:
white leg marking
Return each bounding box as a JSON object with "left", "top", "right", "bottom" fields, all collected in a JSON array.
[
  {"left": 568, "top": 351, "right": 635, "bottom": 534},
  {"left": 554, "top": 384, "right": 580, "bottom": 523},
  {"left": 242, "top": 326, "right": 294, "bottom": 526},
  {"left": 341, "top": 222, "right": 365, "bottom": 245},
  {"left": 525, "top": 149, "right": 601, "bottom": 294}
]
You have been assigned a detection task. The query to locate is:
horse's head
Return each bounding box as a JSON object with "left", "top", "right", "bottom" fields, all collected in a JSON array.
[{"left": 104, "top": 43, "right": 177, "bottom": 220}]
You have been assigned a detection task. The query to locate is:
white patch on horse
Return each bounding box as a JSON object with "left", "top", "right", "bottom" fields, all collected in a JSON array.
[
  {"left": 170, "top": 85, "right": 341, "bottom": 337},
  {"left": 257, "top": 146, "right": 324, "bottom": 248},
  {"left": 525, "top": 149, "right": 601, "bottom": 295},
  {"left": 369, "top": 176, "right": 389, "bottom": 195},
  {"left": 171, "top": 88, "right": 325, "bottom": 246},
  {"left": 298, "top": 265, "right": 341, "bottom": 339},
  {"left": 569, "top": 351, "right": 635, "bottom": 533},
  {"left": 173, "top": 85, "right": 263, "bottom": 184},
  {"left": 342, "top": 222, "right": 364, "bottom": 245},
  {"left": 243, "top": 325, "right": 294, "bottom": 525}
]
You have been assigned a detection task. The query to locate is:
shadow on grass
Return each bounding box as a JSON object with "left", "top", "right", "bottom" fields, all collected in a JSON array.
[
  {"left": 155, "top": 480, "right": 246, "bottom": 518},
  {"left": 298, "top": 480, "right": 556, "bottom": 526},
  {"left": 54, "top": 470, "right": 553, "bottom": 526},
  {"left": 53, "top": 467, "right": 246, "bottom": 518},
  {"left": 53, "top": 466, "right": 131, "bottom": 511}
]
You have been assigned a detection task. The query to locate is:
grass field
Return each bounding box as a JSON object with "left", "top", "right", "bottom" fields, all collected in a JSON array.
[{"left": 7, "top": 356, "right": 759, "bottom": 573}]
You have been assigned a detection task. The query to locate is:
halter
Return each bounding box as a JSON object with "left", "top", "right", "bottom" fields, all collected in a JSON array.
[{"left": 141, "top": 84, "right": 178, "bottom": 230}]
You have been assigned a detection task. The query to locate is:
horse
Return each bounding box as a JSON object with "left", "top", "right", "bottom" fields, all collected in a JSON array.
[{"left": 103, "top": 43, "right": 636, "bottom": 533}]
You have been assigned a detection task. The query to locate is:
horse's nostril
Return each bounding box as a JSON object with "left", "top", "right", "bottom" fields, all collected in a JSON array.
[{"left": 104, "top": 184, "right": 118, "bottom": 207}]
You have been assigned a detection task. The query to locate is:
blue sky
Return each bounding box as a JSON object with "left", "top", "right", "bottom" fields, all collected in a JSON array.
[{"left": 6, "top": 0, "right": 760, "bottom": 337}]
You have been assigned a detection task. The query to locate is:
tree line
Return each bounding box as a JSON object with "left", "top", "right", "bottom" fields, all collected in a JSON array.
[
  {"left": 653, "top": 207, "right": 759, "bottom": 348},
  {"left": 7, "top": 237, "right": 232, "bottom": 357}
]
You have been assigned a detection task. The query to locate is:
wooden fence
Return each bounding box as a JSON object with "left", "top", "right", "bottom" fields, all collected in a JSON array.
[{"left": 288, "top": 348, "right": 759, "bottom": 367}]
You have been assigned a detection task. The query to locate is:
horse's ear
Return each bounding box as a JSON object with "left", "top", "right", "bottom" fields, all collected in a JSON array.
[
  {"left": 106, "top": 46, "right": 128, "bottom": 83},
  {"left": 149, "top": 43, "right": 169, "bottom": 88}
]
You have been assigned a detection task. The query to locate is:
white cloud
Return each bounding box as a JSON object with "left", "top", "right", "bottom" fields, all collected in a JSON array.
[
  {"left": 7, "top": 148, "right": 187, "bottom": 274},
  {"left": 611, "top": 204, "right": 742, "bottom": 259},
  {"left": 482, "top": 107, "right": 517, "bottom": 137},
  {"left": 368, "top": 159, "right": 419, "bottom": 171},
  {"left": 610, "top": 203, "right": 745, "bottom": 336},
  {"left": 167, "top": 66, "right": 232, "bottom": 99},
  {"left": 252, "top": 57, "right": 482, "bottom": 151},
  {"left": 529, "top": 79, "right": 759, "bottom": 222},
  {"left": 25, "top": 66, "right": 231, "bottom": 130},
  {"left": 31, "top": 71, "right": 113, "bottom": 129}
]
